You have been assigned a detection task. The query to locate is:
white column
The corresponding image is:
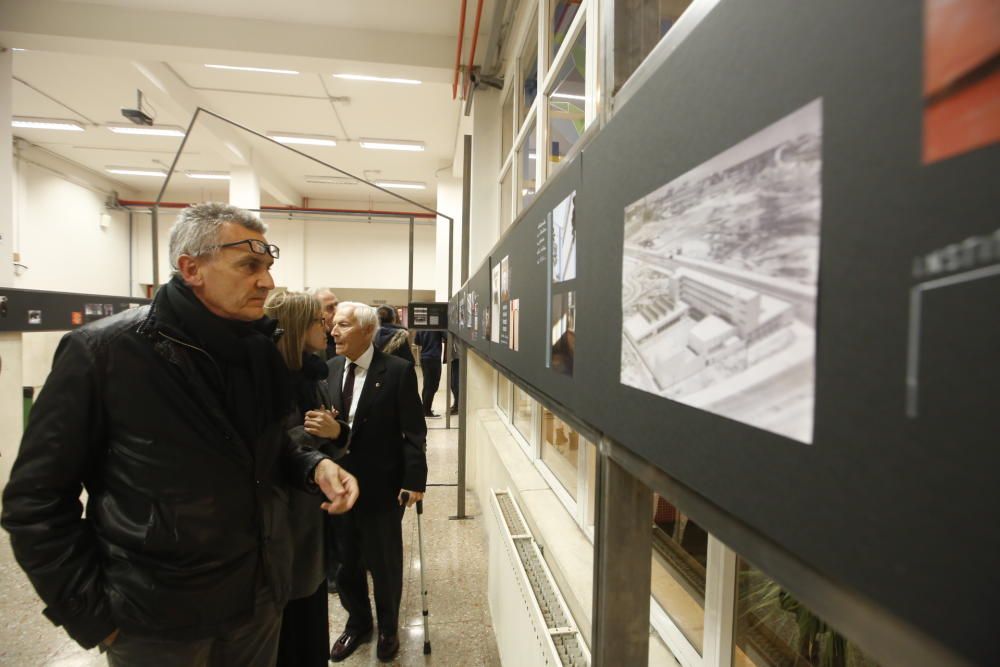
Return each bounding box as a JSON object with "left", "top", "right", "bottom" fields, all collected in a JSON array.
[
  {"left": 435, "top": 175, "right": 463, "bottom": 301},
  {"left": 0, "top": 49, "right": 15, "bottom": 288},
  {"left": 229, "top": 166, "right": 260, "bottom": 210}
]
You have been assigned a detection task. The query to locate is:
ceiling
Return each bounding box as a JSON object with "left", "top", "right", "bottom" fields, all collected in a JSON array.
[{"left": 1, "top": 0, "right": 498, "bottom": 208}]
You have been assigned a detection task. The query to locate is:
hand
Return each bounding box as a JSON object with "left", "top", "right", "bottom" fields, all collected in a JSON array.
[
  {"left": 314, "top": 459, "right": 359, "bottom": 514},
  {"left": 304, "top": 408, "right": 341, "bottom": 440},
  {"left": 101, "top": 628, "right": 120, "bottom": 648},
  {"left": 398, "top": 489, "right": 424, "bottom": 508}
]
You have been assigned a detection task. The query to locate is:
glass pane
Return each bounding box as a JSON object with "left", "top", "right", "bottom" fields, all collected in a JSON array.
[
  {"left": 650, "top": 494, "right": 706, "bottom": 654},
  {"left": 540, "top": 408, "right": 581, "bottom": 500},
  {"left": 734, "top": 558, "right": 882, "bottom": 667},
  {"left": 548, "top": 24, "right": 587, "bottom": 174},
  {"left": 517, "top": 120, "right": 537, "bottom": 213},
  {"left": 519, "top": 19, "right": 539, "bottom": 128},
  {"left": 550, "top": 0, "right": 583, "bottom": 64},
  {"left": 500, "top": 167, "right": 512, "bottom": 232},
  {"left": 513, "top": 385, "right": 533, "bottom": 442},
  {"left": 614, "top": 0, "right": 695, "bottom": 93},
  {"left": 585, "top": 440, "right": 597, "bottom": 528},
  {"left": 497, "top": 373, "right": 512, "bottom": 416},
  {"left": 502, "top": 88, "right": 514, "bottom": 162}
]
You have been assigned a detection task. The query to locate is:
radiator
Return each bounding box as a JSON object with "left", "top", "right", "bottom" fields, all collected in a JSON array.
[{"left": 488, "top": 489, "right": 590, "bottom": 667}]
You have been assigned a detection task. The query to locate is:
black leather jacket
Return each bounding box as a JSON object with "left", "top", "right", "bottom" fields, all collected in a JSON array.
[{"left": 1, "top": 303, "right": 330, "bottom": 648}]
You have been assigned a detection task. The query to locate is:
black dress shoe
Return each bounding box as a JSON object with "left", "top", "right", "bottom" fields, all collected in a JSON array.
[
  {"left": 330, "top": 627, "right": 373, "bottom": 662},
  {"left": 376, "top": 633, "right": 400, "bottom": 662}
]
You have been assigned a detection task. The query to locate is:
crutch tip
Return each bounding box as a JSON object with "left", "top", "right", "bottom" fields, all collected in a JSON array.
[{"left": 423, "top": 641, "right": 432, "bottom": 655}]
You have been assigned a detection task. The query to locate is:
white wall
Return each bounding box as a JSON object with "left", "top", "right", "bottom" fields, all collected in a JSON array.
[
  {"left": 13, "top": 146, "right": 134, "bottom": 295},
  {"left": 0, "top": 334, "right": 23, "bottom": 494},
  {"left": 0, "top": 50, "right": 13, "bottom": 288}
]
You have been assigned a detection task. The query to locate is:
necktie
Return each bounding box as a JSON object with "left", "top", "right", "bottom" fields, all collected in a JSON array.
[{"left": 341, "top": 362, "right": 358, "bottom": 420}]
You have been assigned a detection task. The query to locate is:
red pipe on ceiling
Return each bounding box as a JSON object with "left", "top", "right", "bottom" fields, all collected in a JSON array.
[
  {"left": 116, "top": 200, "right": 436, "bottom": 219},
  {"left": 452, "top": 0, "right": 468, "bottom": 99},
  {"left": 463, "top": 0, "right": 486, "bottom": 100}
]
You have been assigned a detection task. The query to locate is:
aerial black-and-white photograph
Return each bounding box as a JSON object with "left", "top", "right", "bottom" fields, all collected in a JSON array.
[
  {"left": 620, "top": 99, "right": 822, "bottom": 444},
  {"left": 552, "top": 191, "right": 577, "bottom": 283}
]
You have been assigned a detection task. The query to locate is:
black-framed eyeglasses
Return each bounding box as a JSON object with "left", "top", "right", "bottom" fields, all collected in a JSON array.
[{"left": 213, "top": 239, "right": 280, "bottom": 259}]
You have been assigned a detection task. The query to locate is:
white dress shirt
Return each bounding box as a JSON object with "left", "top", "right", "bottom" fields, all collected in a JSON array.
[{"left": 341, "top": 344, "right": 374, "bottom": 425}]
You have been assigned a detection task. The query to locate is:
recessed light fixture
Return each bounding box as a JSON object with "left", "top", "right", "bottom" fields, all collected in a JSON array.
[
  {"left": 106, "top": 166, "right": 167, "bottom": 177},
  {"left": 11, "top": 48, "right": 26, "bottom": 52},
  {"left": 12, "top": 116, "right": 85, "bottom": 132},
  {"left": 106, "top": 123, "right": 185, "bottom": 137},
  {"left": 268, "top": 133, "right": 338, "bottom": 147},
  {"left": 375, "top": 180, "right": 426, "bottom": 190},
  {"left": 360, "top": 139, "right": 425, "bottom": 152},
  {"left": 205, "top": 64, "right": 299, "bottom": 75},
  {"left": 551, "top": 92, "right": 586, "bottom": 101},
  {"left": 333, "top": 73, "right": 421, "bottom": 85},
  {"left": 186, "top": 171, "right": 231, "bottom": 180}
]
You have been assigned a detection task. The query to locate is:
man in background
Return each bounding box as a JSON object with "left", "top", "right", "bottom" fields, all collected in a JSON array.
[
  {"left": 414, "top": 329, "right": 445, "bottom": 418},
  {"left": 327, "top": 302, "right": 427, "bottom": 663},
  {"left": 374, "top": 305, "right": 415, "bottom": 365},
  {"left": 308, "top": 286, "right": 339, "bottom": 360}
]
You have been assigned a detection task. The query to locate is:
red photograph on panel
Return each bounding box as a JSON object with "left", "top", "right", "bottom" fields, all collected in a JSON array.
[{"left": 923, "top": 0, "right": 1000, "bottom": 164}]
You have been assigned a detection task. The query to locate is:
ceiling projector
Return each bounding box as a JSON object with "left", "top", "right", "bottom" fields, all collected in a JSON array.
[{"left": 121, "top": 90, "right": 154, "bottom": 125}]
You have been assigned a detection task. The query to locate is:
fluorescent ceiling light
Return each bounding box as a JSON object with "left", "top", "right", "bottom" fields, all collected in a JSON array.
[
  {"left": 12, "top": 48, "right": 26, "bottom": 52},
  {"left": 528, "top": 152, "right": 537, "bottom": 160},
  {"left": 333, "top": 73, "right": 421, "bottom": 85},
  {"left": 375, "top": 180, "right": 426, "bottom": 190},
  {"left": 551, "top": 92, "right": 586, "bottom": 101},
  {"left": 305, "top": 175, "right": 357, "bottom": 185},
  {"left": 12, "top": 117, "right": 85, "bottom": 132},
  {"left": 106, "top": 123, "right": 185, "bottom": 137},
  {"left": 205, "top": 64, "right": 299, "bottom": 75},
  {"left": 186, "top": 171, "right": 230, "bottom": 180},
  {"left": 269, "top": 133, "right": 338, "bottom": 147},
  {"left": 106, "top": 166, "right": 166, "bottom": 177},
  {"left": 360, "top": 139, "right": 425, "bottom": 152}
]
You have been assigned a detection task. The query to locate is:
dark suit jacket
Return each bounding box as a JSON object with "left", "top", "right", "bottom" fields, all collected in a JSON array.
[{"left": 327, "top": 349, "right": 427, "bottom": 513}]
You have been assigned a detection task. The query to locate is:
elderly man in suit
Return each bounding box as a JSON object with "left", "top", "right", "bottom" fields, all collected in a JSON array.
[{"left": 326, "top": 302, "right": 427, "bottom": 662}]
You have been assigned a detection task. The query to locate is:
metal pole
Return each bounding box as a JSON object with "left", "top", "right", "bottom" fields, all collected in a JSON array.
[
  {"left": 407, "top": 216, "right": 414, "bottom": 310},
  {"left": 445, "top": 211, "right": 455, "bottom": 430},
  {"left": 455, "top": 133, "right": 473, "bottom": 519},
  {"left": 152, "top": 108, "right": 202, "bottom": 290}
]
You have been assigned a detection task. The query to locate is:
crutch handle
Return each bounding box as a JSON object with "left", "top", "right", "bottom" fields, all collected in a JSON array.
[{"left": 416, "top": 499, "right": 424, "bottom": 515}]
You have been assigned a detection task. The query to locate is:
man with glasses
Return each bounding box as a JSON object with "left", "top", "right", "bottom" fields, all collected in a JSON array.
[{"left": 2, "top": 202, "right": 359, "bottom": 666}]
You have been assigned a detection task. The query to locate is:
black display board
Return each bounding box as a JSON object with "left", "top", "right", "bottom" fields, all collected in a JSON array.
[
  {"left": 408, "top": 302, "right": 449, "bottom": 330},
  {"left": 0, "top": 288, "right": 150, "bottom": 333},
  {"left": 453, "top": 2, "right": 999, "bottom": 662}
]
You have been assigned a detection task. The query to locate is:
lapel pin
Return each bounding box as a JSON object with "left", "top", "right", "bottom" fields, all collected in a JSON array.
[{"left": 375, "top": 382, "right": 381, "bottom": 388}]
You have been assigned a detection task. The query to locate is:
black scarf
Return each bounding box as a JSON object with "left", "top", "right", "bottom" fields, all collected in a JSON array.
[
  {"left": 289, "top": 353, "right": 330, "bottom": 413},
  {"left": 157, "top": 276, "right": 290, "bottom": 444}
]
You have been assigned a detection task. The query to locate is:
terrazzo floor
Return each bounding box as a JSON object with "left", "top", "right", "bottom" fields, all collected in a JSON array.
[{"left": 0, "top": 377, "right": 499, "bottom": 666}]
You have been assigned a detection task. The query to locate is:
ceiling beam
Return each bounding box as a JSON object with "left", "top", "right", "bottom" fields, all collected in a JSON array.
[
  {"left": 0, "top": 0, "right": 455, "bottom": 76},
  {"left": 133, "top": 61, "right": 301, "bottom": 205}
]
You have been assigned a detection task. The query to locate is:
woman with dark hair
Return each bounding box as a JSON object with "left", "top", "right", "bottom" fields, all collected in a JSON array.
[{"left": 265, "top": 291, "right": 350, "bottom": 667}]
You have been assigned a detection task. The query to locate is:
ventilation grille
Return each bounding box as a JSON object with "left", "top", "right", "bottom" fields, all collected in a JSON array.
[{"left": 492, "top": 490, "right": 590, "bottom": 666}]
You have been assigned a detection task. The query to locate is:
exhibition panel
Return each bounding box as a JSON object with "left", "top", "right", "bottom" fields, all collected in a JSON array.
[{"left": 453, "top": 1, "right": 999, "bottom": 663}]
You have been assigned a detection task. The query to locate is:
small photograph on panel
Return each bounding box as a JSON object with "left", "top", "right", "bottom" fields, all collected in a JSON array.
[
  {"left": 28, "top": 310, "right": 42, "bottom": 325},
  {"left": 491, "top": 263, "right": 501, "bottom": 342},
  {"left": 511, "top": 298, "right": 520, "bottom": 351},
  {"left": 923, "top": 0, "right": 1000, "bottom": 164},
  {"left": 551, "top": 191, "right": 577, "bottom": 283},
  {"left": 550, "top": 291, "right": 576, "bottom": 376},
  {"left": 620, "top": 99, "right": 822, "bottom": 444},
  {"left": 103, "top": 304, "right": 115, "bottom": 316}
]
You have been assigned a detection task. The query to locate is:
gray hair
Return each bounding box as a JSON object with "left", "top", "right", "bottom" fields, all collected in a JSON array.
[
  {"left": 337, "top": 301, "right": 378, "bottom": 333},
  {"left": 307, "top": 286, "right": 338, "bottom": 299},
  {"left": 169, "top": 202, "right": 266, "bottom": 272}
]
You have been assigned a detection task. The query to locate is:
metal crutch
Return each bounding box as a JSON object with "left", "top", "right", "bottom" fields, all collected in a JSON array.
[{"left": 402, "top": 492, "right": 432, "bottom": 654}]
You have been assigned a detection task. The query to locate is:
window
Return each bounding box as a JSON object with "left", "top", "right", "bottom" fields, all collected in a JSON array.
[
  {"left": 501, "top": 87, "right": 515, "bottom": 162},
  {"left": 614, "top": 0, "right": 698, "bottom": 94},
  {"left": 518, "top": 18, "right": 539, "bottom": 129},
  {"left": 540, "top": 407, "right": 583, "bottom": 500},
  {"left": 650, "top": 493, "right": 707, "bottom": 655},
  {"left": 497, "top": 373, "right": 512, "bottom": 416},
  {"left": 547, "top": 24, "right": 587, "bottom": 173},
  {"left": 517, "top": 119, "right": 538, "bottom": 213},
  {"left": 500, "top": 166, "right": 513, "bottom": 232},
  {"left": 549, "top": 0, "right": 584, "bottom": 65},
  {"left": 733, "top": 558, "right": 882, "bottom": 667},
  {"left": 513, "top": 385, "right": 534, "bottom": 442}
]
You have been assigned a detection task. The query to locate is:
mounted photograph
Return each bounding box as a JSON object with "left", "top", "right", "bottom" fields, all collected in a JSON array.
[{"left": 620, "top": 99, "right": 823, "bottom": 444}]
